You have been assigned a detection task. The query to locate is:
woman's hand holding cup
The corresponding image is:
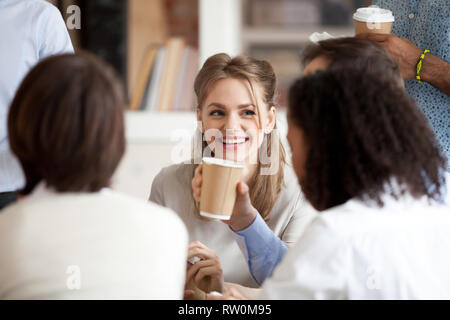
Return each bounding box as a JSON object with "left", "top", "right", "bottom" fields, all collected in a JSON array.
[
  {"left": 227, "top": 182, "right": 258, "bottom": 232},
  {"left": 191, "top": 162, "right": 257, "bottom": 231},
  {"left": 192, "top": 164, "right": 203, "bottom": 203}
]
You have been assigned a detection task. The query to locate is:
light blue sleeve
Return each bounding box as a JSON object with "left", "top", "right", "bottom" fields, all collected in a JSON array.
[
  {"left": 38, "top": 4, "right": 74, "bottom": 58},
  {"left": 231, "top": 213, "right": 289, "bottom": 285}
]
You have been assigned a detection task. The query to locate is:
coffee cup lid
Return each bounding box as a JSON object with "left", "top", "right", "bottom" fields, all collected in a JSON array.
[
  {"left": 202, "top": 157, "right": 245, "bottom": 168},
  {"left": 353, "top": 6, "right": 394, "bottom": 23}
]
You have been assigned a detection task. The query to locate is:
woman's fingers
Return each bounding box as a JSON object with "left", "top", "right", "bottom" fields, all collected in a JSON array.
[
  {"left": 194, "top": 265, "right": 223, "bottom": 284},
  {"left": 184, "top": 289, "right": 196, "bottom": 300},
  {"left": 188, "top": 241, "right": 211, "bottom": 253},
  {"left": 187, "top": 247, "right": 218, "bottom": 262},
  {"left": 188, "top": 240, "right": 210, "bottom": 251},
  {"left": 192, "top": 165, "right": 203, "bottom": 202},
  {"left": 185, "top": 259, "right": 217, "bottom": 285}
]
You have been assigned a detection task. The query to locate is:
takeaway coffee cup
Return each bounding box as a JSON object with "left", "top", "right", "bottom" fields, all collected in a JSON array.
[
  {"left": 199, "top": 157, "right": 245, "bottom": 220},
  {"left": 353, "top": 6, "right": 395, "bottom": 35}
]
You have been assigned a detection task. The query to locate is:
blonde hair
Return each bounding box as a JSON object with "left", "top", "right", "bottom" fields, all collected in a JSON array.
[{"left": 192, "top": 53, "right": 286, "bottom": 221}]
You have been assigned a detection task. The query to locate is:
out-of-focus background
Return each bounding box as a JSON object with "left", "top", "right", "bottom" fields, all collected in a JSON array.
[{"left": 47, "top": 0, "right": 368, "bottom": 200}]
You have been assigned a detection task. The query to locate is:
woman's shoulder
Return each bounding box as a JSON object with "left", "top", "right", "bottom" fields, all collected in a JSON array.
[
  {"left": 282, "top": 163, "right": 300, "bottom": 191},
  {"left": 150, "top": 162, "right": 197, "bottom": 210},
  {"left": 153, "top": 162, "right": 196, "bottom": 186},
  {"left": 275, "top": 163, "right": 303, "bottom": 210}
]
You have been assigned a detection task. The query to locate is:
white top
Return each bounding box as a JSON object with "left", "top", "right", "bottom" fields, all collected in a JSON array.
[
  {"left": 0, "top": 183, "right": 188, "bottom": 299},
  {"left": 259, "top": 180, "right": 450, "bottom": 299},
  {"left": 0, "top": 0, "right": 74, "bottom": 192},
  {"left": 149, "top": 162, "right": 318, "bottom": 288}
]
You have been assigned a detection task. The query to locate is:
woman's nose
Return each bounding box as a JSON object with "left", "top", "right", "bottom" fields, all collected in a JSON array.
[{"left": 224, "top": 113, "right": 242, "bottom": 131}]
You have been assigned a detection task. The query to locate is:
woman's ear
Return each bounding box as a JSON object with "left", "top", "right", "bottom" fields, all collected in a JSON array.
[{"left": 264, "top": 106, "right": 277, "bottom": 134}]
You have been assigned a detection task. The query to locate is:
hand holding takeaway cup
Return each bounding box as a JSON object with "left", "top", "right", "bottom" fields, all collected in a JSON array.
[{"left": 191, "top": 157, "right": 258, "bottom": 230}]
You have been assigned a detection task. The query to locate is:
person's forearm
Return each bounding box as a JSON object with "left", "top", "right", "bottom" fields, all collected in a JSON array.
[
  {"left": 232, "top": 214, "right": 289, "bottom": 285},
  {"left": 421, "top": 54, "right": 450, "bottom": 97}
]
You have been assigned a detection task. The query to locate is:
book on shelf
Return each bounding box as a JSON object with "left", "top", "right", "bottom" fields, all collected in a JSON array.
[
  {"left": 129, "top": 46, "right": 158, "bottom": 110},
  {"left": 173, "top": 46, "right": 198, "bottom": 111},
  {"left": 132, "top": 37, "right": 199, "bottom": 112},
  {"left": 157, "top": 37, "right": 186, "bottom": 111},
  {"left": 143, "top": 47, "right": 166, "bottom": 111}
]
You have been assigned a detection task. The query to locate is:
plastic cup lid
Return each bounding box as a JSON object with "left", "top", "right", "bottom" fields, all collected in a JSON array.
[
  {"left": 202, "top": 157, "right": 245, "bottom": 168},
  {"left": 353, "top": 6, "right": 395, "bottom": 23}
]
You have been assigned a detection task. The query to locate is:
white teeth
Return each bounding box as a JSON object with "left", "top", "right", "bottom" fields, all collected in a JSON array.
[{"left": 223, "top": 138, "right": 246, "bottom": 144}]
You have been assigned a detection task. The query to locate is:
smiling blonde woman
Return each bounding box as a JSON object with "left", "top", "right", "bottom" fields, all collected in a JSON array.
[{"left": 149, "top": 53, "right": 316, "bottom": 298}]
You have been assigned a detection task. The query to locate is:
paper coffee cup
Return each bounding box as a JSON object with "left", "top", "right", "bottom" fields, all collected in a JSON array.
[
  {"left": 353, "top": 6, "right": 394, "bottom": 35},
  {"left": 199, "top": 157, "right": 245, "bottom": 220}
]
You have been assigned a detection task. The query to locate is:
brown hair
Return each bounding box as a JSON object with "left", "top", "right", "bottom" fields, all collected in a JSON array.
[
  {"left": 288, "top": 69, "right": 447, "bottom": 211},
  {"left": 8, "top": 52, "right": 126, "bottom": 195},
  {"left": 193, "top": 53, "right": 286, "bottom": 221},
  {"left": 302, "top": 37, "right": 403, "bottom": 86}
]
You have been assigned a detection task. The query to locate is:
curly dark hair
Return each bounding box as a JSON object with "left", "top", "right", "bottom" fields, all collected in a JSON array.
[{"left": 288, "top": 70, "right": 447, "bottom": 211}]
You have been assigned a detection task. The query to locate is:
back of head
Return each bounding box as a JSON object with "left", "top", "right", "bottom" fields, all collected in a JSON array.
[
  {"left": 302, "top": 37, "right": 403, "bottom": 87},
  {"left": 288, "top": 69, "right": 447, "bottom": 211},
  {"left": 8, "top": 52, "right": 126, "bottom": 195}
]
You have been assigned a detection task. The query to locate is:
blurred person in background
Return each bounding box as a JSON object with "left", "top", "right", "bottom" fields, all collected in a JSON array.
[
  {"left": 359, "top": 0, "right": 450, "bottom": 171},
  {"left": 0, "top": 0, "right": 74, "bottom": 210}
]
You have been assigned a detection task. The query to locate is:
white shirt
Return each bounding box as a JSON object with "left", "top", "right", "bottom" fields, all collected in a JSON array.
[
  {"left": 150, "top": 162, "right": 318, "bottom": 288},
  {"left": 0, "top": 183, "right": 188, "bottom": 299},
  {"left": 0, "top": 0, "right": 74, "bottom": 192},
  {"left": 259, "top": 183, "right": 450, "bottom": 299}
]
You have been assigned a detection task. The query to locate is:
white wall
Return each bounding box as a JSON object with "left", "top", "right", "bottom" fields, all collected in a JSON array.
[{"left": 199, "top": 0, "right": 242, "bottom": 66}]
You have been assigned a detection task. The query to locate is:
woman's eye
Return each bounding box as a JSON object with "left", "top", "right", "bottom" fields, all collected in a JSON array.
[
  {"left": 209, "top": 110, "right": 224, "bottom": 116},
  {"left": 243, "top": 110, "right": 256, "bottom": 116}
]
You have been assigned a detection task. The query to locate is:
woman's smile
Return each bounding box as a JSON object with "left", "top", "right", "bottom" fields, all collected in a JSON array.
[{"left": 219, "top": 136, "right": 250, "bottom": 151}]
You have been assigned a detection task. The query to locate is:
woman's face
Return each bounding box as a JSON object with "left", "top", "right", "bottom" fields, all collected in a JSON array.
[
  {"left": 286, "top": 115, "right": 308, "bottom": 184},
  {"left": 197, "top": 77, "right": 275, "bottom": 163}
]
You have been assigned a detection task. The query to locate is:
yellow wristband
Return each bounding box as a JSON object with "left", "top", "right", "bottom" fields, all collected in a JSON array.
[{"left": 416, "top": 49, "right": 430, "bottom": 83}]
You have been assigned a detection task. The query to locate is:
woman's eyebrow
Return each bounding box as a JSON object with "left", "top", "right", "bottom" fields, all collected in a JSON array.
[
  {"left": 207, "top": 103, "right": 226, "bottom": 109},
  {"left": 206, "top": 102, "right": 255, "bottom": 109},
  {"left": 238, "top": 104, "right": 255, "bottom": 109},
  {"left": 207, "top": 103, "right": 255, "bottom": 109}
]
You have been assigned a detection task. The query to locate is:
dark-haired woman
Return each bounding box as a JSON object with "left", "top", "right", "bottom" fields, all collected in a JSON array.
[
  {"left": 0, "top": 53, "right": 187, "bottom": 299},
  {"left": 214, "top": 68, "right": 449, "bottom": 300}
]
